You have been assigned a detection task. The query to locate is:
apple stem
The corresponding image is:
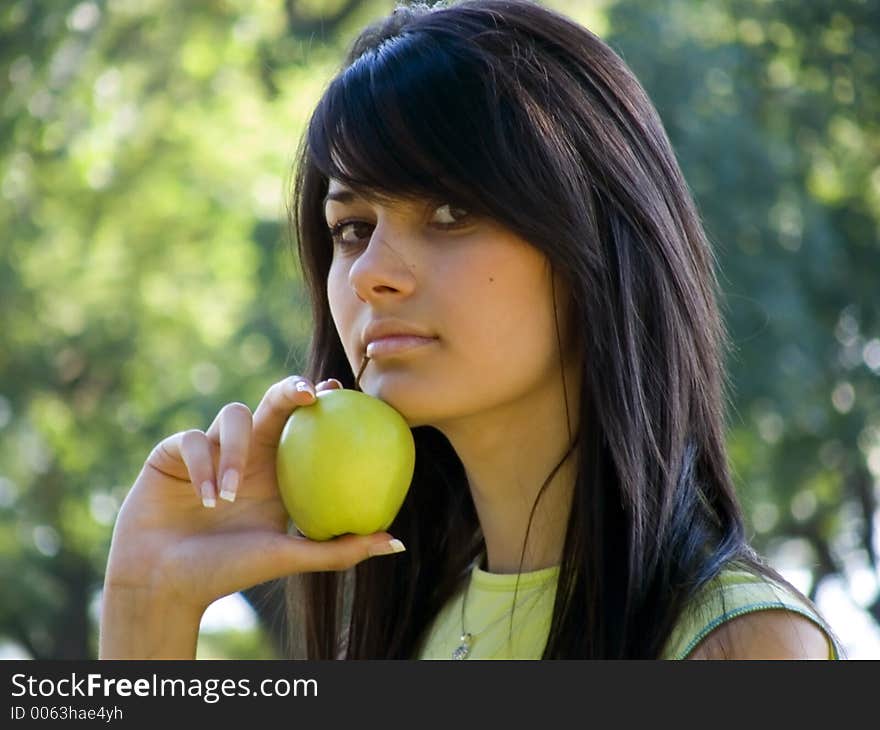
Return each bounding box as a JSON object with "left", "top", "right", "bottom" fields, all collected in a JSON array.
[{"left": 355, "top": 354, "right": 370, "bottom": 391}]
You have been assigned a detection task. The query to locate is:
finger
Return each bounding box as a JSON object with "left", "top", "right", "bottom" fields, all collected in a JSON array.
[
  {"left": 291, "top": 533, "right": 408, "bottom": 569},
  {"left": 178, "top": 429, "right": 219, "bottom": 508},
  {"left": 251, "top": 376, "right": 317, "bottom": 452},
  {"left": 316, "top": 378, "right": 343, "bottom": 391},
  {"left": 220, "top": 532, "right": 407, "bottom": 591},
  {"left": 145, "top": 431, "right": 192, "bottom": 483},
  {"left": 203, "top": 402, "right": 253, "bottom": 504},
  {"left": 280, "top": 533, "right": 408, "bottom": 573}
]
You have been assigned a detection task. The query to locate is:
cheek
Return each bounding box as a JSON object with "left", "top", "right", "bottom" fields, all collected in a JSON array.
[
  {"left": 458, "top": 302, "right": 556, "bottom": 376},
  {"left": 327, "top": 267, "right": 358, "bottom": 353},
  {"left": 441, "top": 258, "right": 559, "bottom": 384},
  {"left": 326, "top": 269, "right": 343, "bottom": 331}
]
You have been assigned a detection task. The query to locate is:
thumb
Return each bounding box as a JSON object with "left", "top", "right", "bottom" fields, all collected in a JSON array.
[
  {"left": 278, "top": 532, "right": 408, "bottom": 573},
  {"left": 244, "top": 532, "right": 406, "bottom": 582},
  {"left": 226, "top": 532, "right": 407, "bottom": 590}
]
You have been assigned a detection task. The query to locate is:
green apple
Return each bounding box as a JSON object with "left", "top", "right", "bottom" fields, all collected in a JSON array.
[{"left": 276, "top": 388, "right": 416, "bottom": 541}]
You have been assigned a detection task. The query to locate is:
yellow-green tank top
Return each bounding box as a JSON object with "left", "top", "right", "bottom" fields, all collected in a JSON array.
[{"left": 416, "top": 563, "right": 842, "bottom": 659}]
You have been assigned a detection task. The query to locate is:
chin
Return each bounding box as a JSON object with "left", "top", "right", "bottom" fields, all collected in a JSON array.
[{"left": 361, "top": 377, "right": 439, "bottom": 427}]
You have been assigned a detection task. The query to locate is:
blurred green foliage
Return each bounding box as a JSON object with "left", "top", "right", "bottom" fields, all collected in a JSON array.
[
  {"left": 607, "top": 0, "right": 879, "bottom": 610},
  {"left": 0, "top": 0, "right": 877, "bottom": 658}
]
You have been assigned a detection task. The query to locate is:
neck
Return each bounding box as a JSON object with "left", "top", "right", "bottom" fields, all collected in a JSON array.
[
  {"left": 434, "top": 357, "right": 581, "bottom": 574},
  {"left": 475, "top": 440, "right": 577, "bottom": 574}
]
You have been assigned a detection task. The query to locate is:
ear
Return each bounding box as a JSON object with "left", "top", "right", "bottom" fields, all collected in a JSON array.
[{"left": 686, "top": 609, "right": 832, "bottom": 660}]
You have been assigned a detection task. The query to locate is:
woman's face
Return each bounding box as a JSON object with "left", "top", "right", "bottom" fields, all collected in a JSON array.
[{"left": 324, "top": 178, "right": 577, "bottom": 429}]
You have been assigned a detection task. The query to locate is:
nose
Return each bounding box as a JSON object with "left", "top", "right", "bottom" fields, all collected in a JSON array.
[{"left": 348, "top": 222, "right": 417, "bottom": 302}]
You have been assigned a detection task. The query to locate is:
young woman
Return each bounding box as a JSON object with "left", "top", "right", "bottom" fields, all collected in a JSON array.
[{"left": 100, "top": 0, "right": 844, "bottom": 660}]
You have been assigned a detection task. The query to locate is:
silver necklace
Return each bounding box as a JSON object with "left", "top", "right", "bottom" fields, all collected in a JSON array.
[{"left": 452, "top": 568, "right": 550, "bottom": 660}]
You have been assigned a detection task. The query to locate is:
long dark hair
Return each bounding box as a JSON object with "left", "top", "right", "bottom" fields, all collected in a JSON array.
[{"left": 282, "top": 0, "right": 836, "bottom": 658}]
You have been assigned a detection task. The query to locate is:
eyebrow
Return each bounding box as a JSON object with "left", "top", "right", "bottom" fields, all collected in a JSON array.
[
  {"left": 323, "top": 186, "right": 416, "bottom": 210},
  {"left": 323, "top": 189, "right": 358, "bottom": 209},
  {"left": 322, "top": 187, "right": 436, "bottom": 221}
]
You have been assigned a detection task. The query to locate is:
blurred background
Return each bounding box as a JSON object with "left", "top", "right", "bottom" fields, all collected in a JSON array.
[{"left": 1, "top": 0, "right": 878, "bottom": 659}]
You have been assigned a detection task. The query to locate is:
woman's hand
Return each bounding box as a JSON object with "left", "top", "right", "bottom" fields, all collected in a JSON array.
[{"left": 103, "top": 376, "right": 404, "bottom": 616}]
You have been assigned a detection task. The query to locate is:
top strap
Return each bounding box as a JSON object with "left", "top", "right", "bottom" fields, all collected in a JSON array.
[{"left": 661, "top": 569, "right": 843, "bottom": 659}]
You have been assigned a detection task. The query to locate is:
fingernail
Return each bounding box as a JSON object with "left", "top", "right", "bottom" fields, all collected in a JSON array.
[
  {"left": 295, "top": 380, "right": 316, "bottom": 398},
  {"left": 201, "top": 481, "right": 216, "bottom": 508},
  {"left": 219, "top": 470, "right": 239, "bottom": 503},
  {"left": 329, "top": 379, "right": 343, "bottom": 388},
  {"left": 368, "top": 538, "right": 406, "bottom": 557}
]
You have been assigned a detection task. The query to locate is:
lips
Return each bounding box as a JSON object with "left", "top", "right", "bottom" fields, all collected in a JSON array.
[
  {"left": 362, "top": 319, "right": 437, "bottom": 350},
  {"left": 361, "top": 319, "right": 438, "bottom": 361},
  {"left": 365, "top": 335, "right": 438, "bottom": 358}
]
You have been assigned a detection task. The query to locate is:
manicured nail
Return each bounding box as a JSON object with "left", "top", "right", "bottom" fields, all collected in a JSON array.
[
  {"left": 368, "top": 538, "right": 406, "bottom": 557},
  {"left": 219, "top": 470, "right": 239, "bottom": 503},
  {"left": 200, "top": 481, "right": 216, "bottom": 508},
  {"left": 295, "top": 380, "right": 316, "bottom": 398},
  {"left": 329, "top": 379, "right": 343, "bottom": 388}
]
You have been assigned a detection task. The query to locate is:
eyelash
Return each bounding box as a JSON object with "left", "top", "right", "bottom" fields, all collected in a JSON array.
[{"left": 327, "top": 204, "right": 472, "bottom": 249}]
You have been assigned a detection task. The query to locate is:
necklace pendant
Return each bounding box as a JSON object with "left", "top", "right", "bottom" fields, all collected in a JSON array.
[{"left": 452, "top": 633, "right": 473, "bottom": 660}]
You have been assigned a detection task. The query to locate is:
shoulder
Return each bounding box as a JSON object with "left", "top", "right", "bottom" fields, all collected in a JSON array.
[
  {"left": 685, "top": 608, "right": 832, "bottom": 660},
  {"left": 660, "top": 567, "right": 840, "bottom": 660}
]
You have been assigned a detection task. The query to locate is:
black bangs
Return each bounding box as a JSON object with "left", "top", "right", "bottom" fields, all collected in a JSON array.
[{"left": 306, "top": 29, "right": 507, "bottom": 216}]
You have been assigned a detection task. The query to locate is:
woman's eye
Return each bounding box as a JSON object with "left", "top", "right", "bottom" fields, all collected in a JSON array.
[
  {"left": 327, "top": 203, "right": 471, "bottom": 250},
  {"left": 328, "top": 220, "right": 373, "bottom": 249},
  {"left": 430, "top": 203, "right": 471, "bottom": 226}
]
